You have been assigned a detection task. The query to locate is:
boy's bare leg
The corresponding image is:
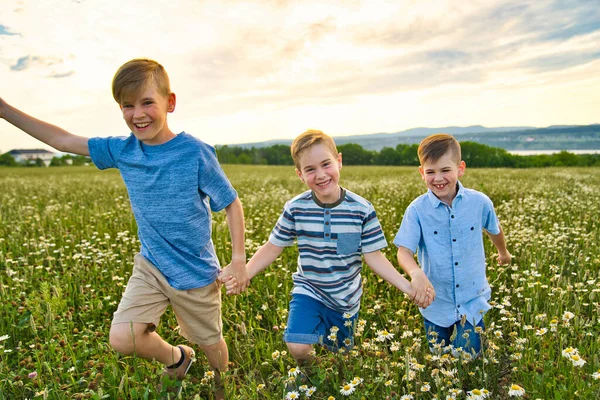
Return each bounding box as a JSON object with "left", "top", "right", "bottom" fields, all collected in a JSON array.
[
  {"left": 287, "top": 343, "right": 315, "bottom": 363},
  {"left": 199, "top": 339, "right": 229, "bottom": 400},
  {"left": 109, "top": 322, "right": 183, "bottom": 366}
]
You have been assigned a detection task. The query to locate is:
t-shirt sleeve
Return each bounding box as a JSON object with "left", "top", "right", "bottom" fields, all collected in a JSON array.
[
  {"left": 482, "top": 195, "right": 501, "bottom": 235},
  {"left": 88, "top": 137, "right": 124, "bottom": 170},
  {"left": 393, "top": 204, "right": 421, "bottom": 253},
  {"left": 268, "top": 201, "right": 296, "bottom": 247},
  {"left": 198, "top": 146, "right": 238, "bottom": 212},
  {"left": 361, "top": 203, "right": 388, "bottom": 253}
]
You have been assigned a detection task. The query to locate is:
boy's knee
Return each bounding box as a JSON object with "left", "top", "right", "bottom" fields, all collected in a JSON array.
[
  {"left": 109, "top": 323, "right": 145, "bottom": 355},
  {"left": 286, "top": 342, "right": 313, "bottom": 360}
]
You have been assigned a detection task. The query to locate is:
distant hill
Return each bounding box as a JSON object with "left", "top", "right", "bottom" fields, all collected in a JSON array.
[{"left": 223, "top": 124, "right": 600, "bottom": 151}]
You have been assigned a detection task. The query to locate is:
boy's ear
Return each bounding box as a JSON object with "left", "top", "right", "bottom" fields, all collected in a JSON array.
[
  {"left": 295, "top": 168, "right": 304, "bottom": 183},
  {"left": 167, "top": 93, "right": 176, "bottom": 113},
  {"left": 337, "top": 152, "right": 343, "bottom": 168},
  {"left": 419, "top": 166, "right": 425, "bottom": 180},
  {"left": 458, "top": 160, "right": 466, "bottom": 177}
]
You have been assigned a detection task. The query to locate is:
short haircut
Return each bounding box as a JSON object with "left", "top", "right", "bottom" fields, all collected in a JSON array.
[
  {"left": 291, "top": 129, "right": 338, "bottom": 169},
  {"left": 418, "top": 134, "right": 461, "bottom": 165},
  {"left": 112, "top": 59, "right": 171, "bottom": 104}
]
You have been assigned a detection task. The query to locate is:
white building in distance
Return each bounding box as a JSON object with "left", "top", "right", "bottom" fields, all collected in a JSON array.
[{"left": 9, "top": 149, "right": 55, "bottom": 167}]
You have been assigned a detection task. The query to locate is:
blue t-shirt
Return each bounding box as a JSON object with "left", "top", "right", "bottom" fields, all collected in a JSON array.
[
  {"left": 393, "top": 181, "right": 500, "bottom": 327},
  {"left": 269, "top": 188, "right": 388, "bottom": 315},
  {"left": 88, "top": 132, "right": 237, "bottom": 290}
]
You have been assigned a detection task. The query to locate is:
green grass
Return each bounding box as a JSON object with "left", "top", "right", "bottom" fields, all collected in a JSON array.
[{"left": 0, "top": 165, "right": 598, "bottom": 399}]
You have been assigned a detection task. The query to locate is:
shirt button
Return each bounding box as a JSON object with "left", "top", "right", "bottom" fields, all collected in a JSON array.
[
  {"left": 325, "top": 233, "right": 330, "bottom": 237},
  {"left": 471, "top": 227, "right": 474, "bottom": 231},
  {"left": 325, "top": 222, "right": 330, "bottom": 225},
  {"left": 451, "top": 215, "right": 455, "bottom": 219},
  {"left": 457, "top": 305, "right": 461, "bottom": 308},
  {"left": 452, "top": 238, "right": 457, "bottom": 242},
  {"left": 456, "top": 284, "right": 460, "bottom": 288},
  {"left": 455, "top": 262, "right": 458, "bottom": 266},
  {"left": 434, "top": 231, "right": 438, "bottom": 234}
]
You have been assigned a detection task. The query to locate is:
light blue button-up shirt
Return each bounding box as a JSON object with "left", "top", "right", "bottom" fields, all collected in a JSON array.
[{"left": 394, "top": 181, "right": 500, "bottom": 327}]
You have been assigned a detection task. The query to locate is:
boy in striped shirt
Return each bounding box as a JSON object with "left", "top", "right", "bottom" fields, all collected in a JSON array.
[{"left": 224, "top": 129, "right": 431, "bottom": 368}]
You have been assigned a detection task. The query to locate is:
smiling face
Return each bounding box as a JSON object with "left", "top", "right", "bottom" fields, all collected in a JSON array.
[
  {"left": 419, "top": 150, "right": 465, "bottom": 205},
  {"left": 296, "top": 143, "right": 343, "bottom": 204},
  {"left": 120, "top": 81, "right": 176, "bottom": 146}
]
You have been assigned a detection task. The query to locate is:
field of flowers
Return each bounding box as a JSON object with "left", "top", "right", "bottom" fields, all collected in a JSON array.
[{"left": 0, "top": 165, "right": 598, "bottom": 399}]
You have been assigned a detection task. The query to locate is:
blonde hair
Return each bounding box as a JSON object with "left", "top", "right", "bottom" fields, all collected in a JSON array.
[
  {"left": 291, "top": 129, "right": 338, "bottom": 169},
  {"left": 417, "top": 134, "right": 461, "bottom": 166},
  {"left": 112, "top": 59, "right": 171, "bottom": 104}
]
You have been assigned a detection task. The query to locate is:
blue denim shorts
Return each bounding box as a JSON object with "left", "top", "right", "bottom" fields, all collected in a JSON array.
[
  {"left": 423, "top": 317, "right": 485, "bottom": 355},
  {"left": 284, "top": 294, "right": 358, "bottom": 352}
]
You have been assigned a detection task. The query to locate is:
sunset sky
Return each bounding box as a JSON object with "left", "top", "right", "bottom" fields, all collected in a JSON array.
[{"left": 1, "top": 0, "right": 599, "bottom": 151}]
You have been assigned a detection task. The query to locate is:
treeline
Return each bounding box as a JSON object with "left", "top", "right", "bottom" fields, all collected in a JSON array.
[
  {"left": 0, "top": 153, "right": 91, "bottom": 167},
  {"left": 216, "top": 141, "right": 600, "bottom": 168}
]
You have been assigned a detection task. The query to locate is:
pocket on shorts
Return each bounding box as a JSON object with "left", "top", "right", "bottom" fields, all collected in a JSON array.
[{"left": 336, "top": 232, "right": 361, "bottom": 255}]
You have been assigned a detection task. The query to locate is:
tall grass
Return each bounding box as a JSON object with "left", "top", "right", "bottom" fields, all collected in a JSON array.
[{"left": 0, "top": 165, "right": 598, "bottom": 399}]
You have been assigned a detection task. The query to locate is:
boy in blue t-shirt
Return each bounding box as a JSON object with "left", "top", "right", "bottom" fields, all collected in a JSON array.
[
  {"left": 224, "top": 130, "right": 430, "bottom": 373},
  {"left": 0, "top": 59, "right": 248, "bottom": 398},
  {"left": 394, "top": 133, "right": 511, "bottom": 357}
]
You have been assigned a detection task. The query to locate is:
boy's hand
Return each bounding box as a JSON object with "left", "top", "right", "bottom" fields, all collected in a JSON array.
[
  {"left": 219, "top": 259, "right": 249, "bottom": 295},
  {"left": 218, "top": 273, "right": 238, "bottom": 294},
  {"left": 497, "top": 251, "right": 512, "bottom": 265},
  {"left": 410, "top": 269, "right": 436, "bottom": 308}
]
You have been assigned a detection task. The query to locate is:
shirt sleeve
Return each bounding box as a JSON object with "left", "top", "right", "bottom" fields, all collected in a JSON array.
[
  {"left": 268, "top": 201, "right": 297, "bottom": 247},
  {"left": 198, "top": 145, "right": 238, "bottom": 212},
  {"left": 393, "top": 204, "right": 421, "bottom": 253},
  {"left": 88, "top": 137, "right": 124, "bottom": 170},
  {"left": 481, "top": 195, "right": 501, "bottom": 235},
  {"left": 361, "top": 203, "right": 388, "bottom": 253}
]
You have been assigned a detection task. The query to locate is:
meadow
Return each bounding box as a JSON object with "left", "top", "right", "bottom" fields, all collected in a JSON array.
[{"left": 0, "top": 165, "right": 598, "bottom": 399}]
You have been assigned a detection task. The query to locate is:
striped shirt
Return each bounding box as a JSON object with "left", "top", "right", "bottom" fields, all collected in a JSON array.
[{"left": 269, "top": 188, "right": 387, "bottom": 315}]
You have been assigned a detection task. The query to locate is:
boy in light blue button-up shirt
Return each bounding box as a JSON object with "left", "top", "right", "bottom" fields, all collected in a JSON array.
[{"left": 394, "top": 134, "right": 512, "bottom": 357}]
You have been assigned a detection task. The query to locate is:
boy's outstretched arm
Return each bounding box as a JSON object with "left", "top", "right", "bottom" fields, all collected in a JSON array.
[
  {"left": 0, "top": 98, "right": 89, "bottom": 155},
  {"left": 396, "top": 246, "right": 436, "bottom": 307},
  {"left": 365, "top": 250, "right": 432, "bottom": 308},
  {"left": 220, "top": 198, "right": 249, "bottom": 294},
  {"left": 485, "top": 225, "right": 512, "bottom": 265}
]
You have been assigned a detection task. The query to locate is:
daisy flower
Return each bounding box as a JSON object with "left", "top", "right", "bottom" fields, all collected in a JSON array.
[
  {"left": 340, "top": 383, "right": 355, "bottom": 396},
  {"left": 570, "top": 354, "right": 586, "bottom": 367},
  {"left": 286, "top": 391, "right": 300, "bottom": 400},
  {"left": 534, "top": 328, "right": 547, "bottom": 336},
  {"left": 561, "top": 347, "right": 578, "bottom": 357},
  {"left": 508, "top": 384, "right": 525, "bottom": 397},
  {"left": 288, "top": 367, "right": 301, "bottom": 377},
  {"left": 350, "top": 376, "right": 363, "bottom": 385},
  {"left": 376, "top": 329, "right": 395, "bottom": 342}
]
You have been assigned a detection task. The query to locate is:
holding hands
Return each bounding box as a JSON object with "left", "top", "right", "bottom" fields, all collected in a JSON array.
[
  {"left": 219, "top": 258, "right": 249, "bottom": 295},
  {"left": 409, "top": 269, "right": 435, "bottom": 308}
]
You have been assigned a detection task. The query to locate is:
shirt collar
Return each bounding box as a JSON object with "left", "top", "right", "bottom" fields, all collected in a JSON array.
[{"left": 426, "top": 180, "right": 465, "bottom": 208}]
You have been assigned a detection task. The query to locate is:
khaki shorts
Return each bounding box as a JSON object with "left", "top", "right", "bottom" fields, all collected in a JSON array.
[{"left": 112, "top": 253, "right": 223, "bottom": 345}]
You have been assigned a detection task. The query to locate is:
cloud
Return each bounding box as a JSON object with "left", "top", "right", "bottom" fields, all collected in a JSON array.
[
  {"left": 0, "top": 24, "right": 19, "bottom": 35},
  {"left": 10, "top": 55, "right": 38, "bottom": 71}
]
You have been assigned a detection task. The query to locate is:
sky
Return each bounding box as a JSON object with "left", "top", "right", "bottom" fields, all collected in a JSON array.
[{"left": 1, "top": 0, "right": 599, "bottom": 152}]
